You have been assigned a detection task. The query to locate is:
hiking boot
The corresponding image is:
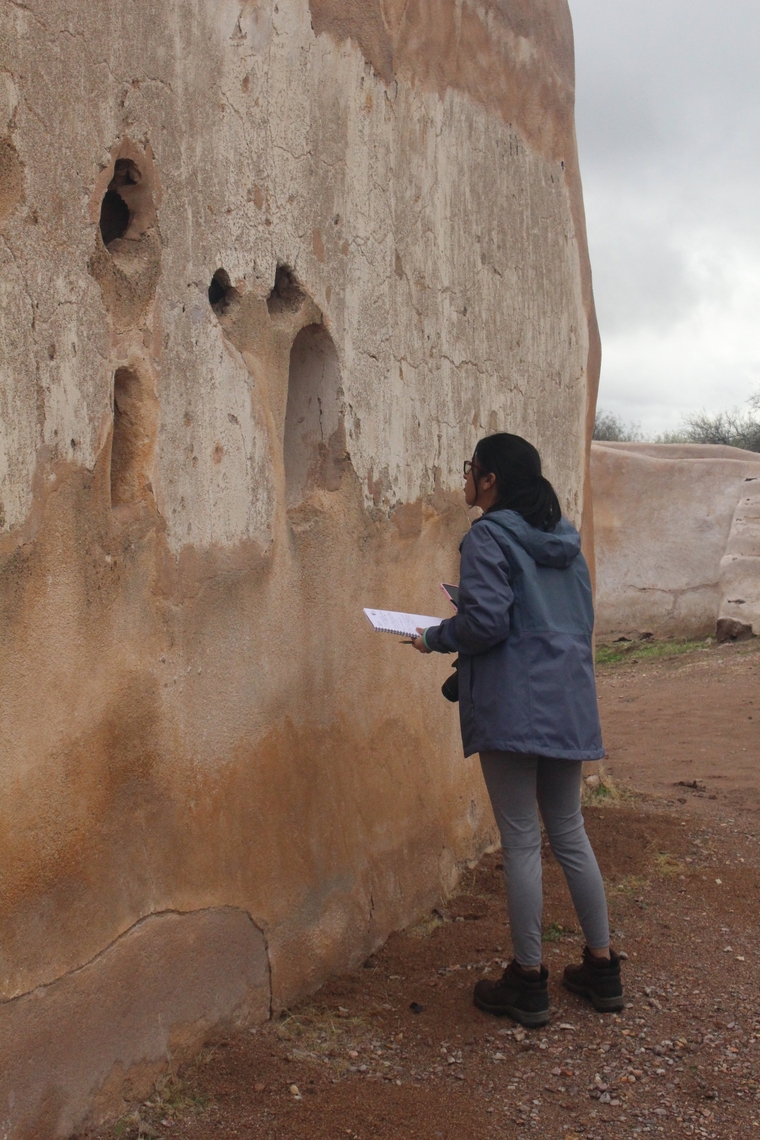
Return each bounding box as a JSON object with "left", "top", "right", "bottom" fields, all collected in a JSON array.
[
  {"left": 563, "top": 947, "right": 625, "bottom": 1012},
  {"left": 473, "top": 960, "right": 550, "bottom": 1027}
]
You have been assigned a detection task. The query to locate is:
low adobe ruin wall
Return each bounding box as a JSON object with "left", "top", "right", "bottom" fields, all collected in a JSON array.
[
  {"left": 591, "top": 442, "right": 760, "bottom": 639},
  {"left": 0, "top": 2, "right": 598, "bottom": 1135}
]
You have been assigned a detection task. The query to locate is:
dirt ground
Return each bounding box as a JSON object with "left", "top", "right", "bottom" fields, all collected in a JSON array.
[
  {"left": 598, "top": 639, "right": 760, "bottom": 815},
  {"left": 88, "top": 639, "right": 760, "bottom": 1140}
]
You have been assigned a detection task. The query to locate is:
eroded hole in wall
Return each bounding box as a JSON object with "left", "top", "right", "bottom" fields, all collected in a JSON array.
[
  {"left": 208, "top": 268, "right": 239, "bottom": 317},
  {"left": 284, "top": 324, "right": 346, "bottom": 508},
  {"left": 99, "top": 189, "right": 130, "bottom": 245},
  {"left": 91, "top": 145, "right": 162, "bottom": 328},
  {"left": 267, "top": 264, "right": 305, "bottom": 315},
  {"left": 99, "top": 159, "right": 143, "bottom": 247},
  {"left": 110, "top": 366, "right": 157, "bottom": 510},
  {"left": 99, "top": 156, "right": 157, "bottom": 251}
]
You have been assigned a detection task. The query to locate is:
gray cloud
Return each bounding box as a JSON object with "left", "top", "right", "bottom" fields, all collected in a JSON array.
[{"left": 569, "top": 0, "right": 760, "bottom": 434}]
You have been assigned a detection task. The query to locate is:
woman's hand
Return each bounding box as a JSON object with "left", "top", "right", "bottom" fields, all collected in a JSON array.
[{"left": 411, "top": 627, "right": 431, "bottom": 654}]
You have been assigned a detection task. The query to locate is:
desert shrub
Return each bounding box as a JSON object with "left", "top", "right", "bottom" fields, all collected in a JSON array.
[
  {"left": 678, "top": 400, "right": 760, "bottom": 452},
  {"left": 593, "top": 410, "right": 643, "bottom": 442}
]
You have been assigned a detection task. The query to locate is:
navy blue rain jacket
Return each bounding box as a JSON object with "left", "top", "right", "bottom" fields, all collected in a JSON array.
[{"left": 425, "top": 509, "right": 604, "bottom": 761}]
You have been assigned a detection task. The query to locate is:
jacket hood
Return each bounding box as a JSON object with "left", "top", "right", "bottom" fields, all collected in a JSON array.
[{"left": 481, "top": 509, "right": 581, "bottom": 569}]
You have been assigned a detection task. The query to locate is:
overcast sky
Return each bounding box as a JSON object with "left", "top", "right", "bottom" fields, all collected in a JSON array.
[{"left": 569, "top": 0, "right": 760, "bottom": 437}]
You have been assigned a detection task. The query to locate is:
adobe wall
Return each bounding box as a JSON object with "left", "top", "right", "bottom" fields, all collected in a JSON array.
[
  {"left": 0, "top": 2, "right": 598, "bottom": 1135},
  {"left": 591, "top": 442, "right": 760, "bottom": 639}
]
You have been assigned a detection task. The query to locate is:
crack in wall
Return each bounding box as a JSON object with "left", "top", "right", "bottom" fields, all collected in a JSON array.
[{"left": 0, "top": 905, "right": 272, "bottom": 1010}]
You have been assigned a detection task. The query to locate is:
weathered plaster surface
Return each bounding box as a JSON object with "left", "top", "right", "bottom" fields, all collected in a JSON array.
[
  {"left": 0, "top": 908, "right": 270, "bottom": 1140},
  {"left": 0, "top": 1, "right": 597, "bottom": 1134},
  {"left": 592, "top": 442, "right": 760, "bottom": 638},
  {"left": 719, "top": 471, "right": 760, "bottom": 635}
]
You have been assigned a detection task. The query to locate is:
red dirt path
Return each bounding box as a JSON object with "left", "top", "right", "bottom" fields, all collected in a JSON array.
[{"left": 599, "top": 640, "right": 760, "bottom": 814}]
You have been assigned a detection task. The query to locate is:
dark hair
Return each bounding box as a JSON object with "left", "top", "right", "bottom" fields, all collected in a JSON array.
[{"left": 473, "top": 433, "right": 562, "bottom": 532}]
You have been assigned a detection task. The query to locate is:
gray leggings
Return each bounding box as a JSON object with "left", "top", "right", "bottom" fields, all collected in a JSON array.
[{"left": 480, "top": 751, "right": 610, "bottom": 967}]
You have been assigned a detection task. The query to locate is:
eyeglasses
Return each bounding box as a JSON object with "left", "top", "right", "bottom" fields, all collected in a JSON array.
[{"left": 463, "top": 460, "right": 483, "bottom": 477}]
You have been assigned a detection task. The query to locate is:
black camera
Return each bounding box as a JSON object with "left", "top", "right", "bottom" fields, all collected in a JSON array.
[{"left": 441, "top": 658, "right": 459, "bottom": 703}]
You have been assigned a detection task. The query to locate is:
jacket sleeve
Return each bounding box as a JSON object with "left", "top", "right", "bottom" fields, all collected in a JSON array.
[{"left": 424, "top": 523, "right": 513, "bottom": 654}]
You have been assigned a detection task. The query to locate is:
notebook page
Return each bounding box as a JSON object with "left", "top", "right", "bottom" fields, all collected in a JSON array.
[{"left": 363, "top": 608, "right": 443, "bottom": 637}]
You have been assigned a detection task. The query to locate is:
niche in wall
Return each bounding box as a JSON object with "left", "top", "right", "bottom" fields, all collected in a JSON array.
[
  {"left": 208, "top": 268, "right": 240, "bottom": 318},
  {"left": 99, "top": 185, "right": 130, "bottom": 245},
  {"left": 284, "top": 324, "right": 345, "bottom": 509},
  {"left": 91, "top": 142, "right": 161, "bottom": 329},
  {"left": 99, "top": 158, "right": 155, "bottom": 249},
  {"left": 267, "top": 264, "right": 305, "bottom": 315},
  {"left": 110, "top": 366, "right": 158, "bottom": 510}
]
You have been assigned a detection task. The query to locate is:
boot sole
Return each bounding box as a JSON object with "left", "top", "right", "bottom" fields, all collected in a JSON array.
[
  {"left": 563, "top": 978, "right": 625, "bottom": 1012},
  {"left": 473, "top": 993, "right": 551, "bottom": 1027}
]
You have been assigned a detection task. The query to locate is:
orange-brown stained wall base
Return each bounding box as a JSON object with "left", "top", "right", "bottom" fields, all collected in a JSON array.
[
  {"left": 0, "top": 452, "right": 479, "bottom": 994},
  {"left": 0, "top": 909, "right": 270, "bottom": 1140},
  {"left": 0, "top": 443, "right": 492, "bottom": 1136},
  {"left": 0, "top": 0, "right": 598, "bottom": 1135}
]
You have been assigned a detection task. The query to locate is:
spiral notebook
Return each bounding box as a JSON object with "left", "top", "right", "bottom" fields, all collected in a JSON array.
[{"left": 363, "top": 608, "right": 443, "bottom": 638}]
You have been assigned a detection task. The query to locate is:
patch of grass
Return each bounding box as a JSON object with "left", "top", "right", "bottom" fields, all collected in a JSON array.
[
  {"left": 595, "top": 637, "right": 711, "bottom": 668},
  {"left": 653, "top": 852, "right": 687, "bottom": 877},
  {"left": 609, "top": 873, "right": 648, "bottom": 897},
  {"left": 275, "top": 1004, "right": 370, "bottom": 1056},
  {"left": 583, "top": 779, "right": 615, "bottom": 803},
  {"left": 270, "top": 1004, "right": 405, "bottom": 1078},
  {"left": 581, "top": 764, "right": 619, "bottom": 804},
  {"left": 98, "top": 1068, "right": 212, "bottom": 1138},
  {"left": 542, "top": 921, "right": 565, "bottom": 943},
  {"left": 409, "top": 913, "right": 444, "bottom": 939},
  {"left": 151, "top": 1072, "right": 208, "bottom": 1113}
]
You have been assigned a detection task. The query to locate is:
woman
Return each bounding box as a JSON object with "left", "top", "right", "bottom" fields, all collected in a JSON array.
[{"left": 412, "top": 433, "right": 623, "bottom": 1027}]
